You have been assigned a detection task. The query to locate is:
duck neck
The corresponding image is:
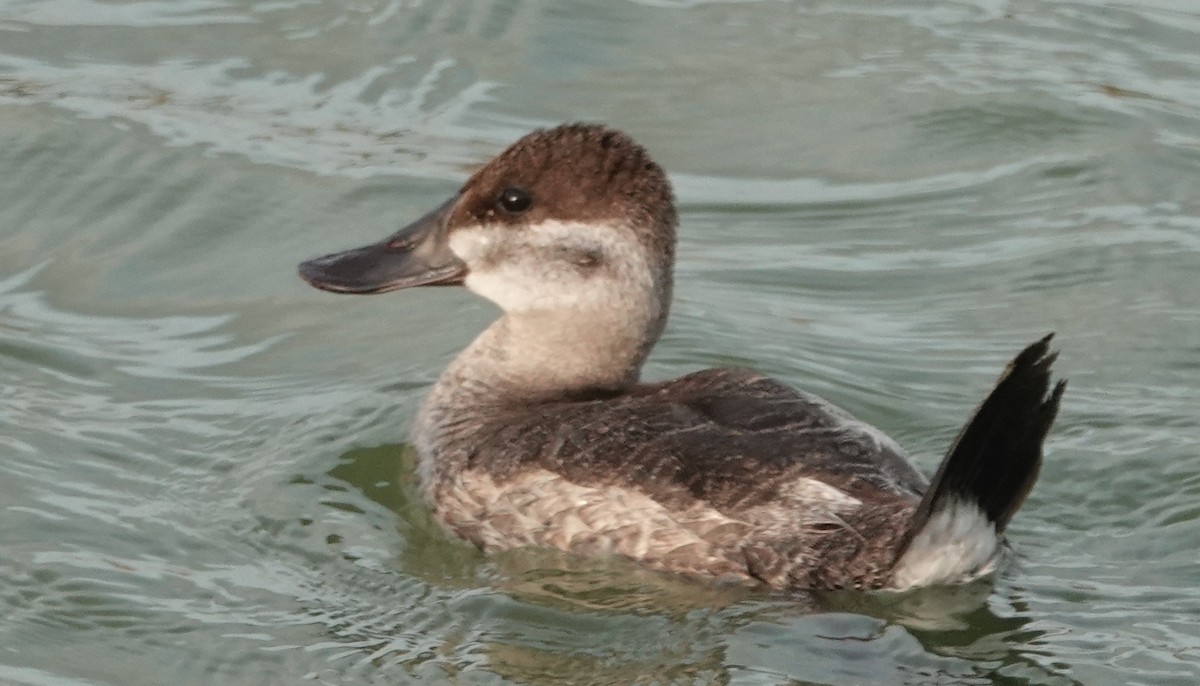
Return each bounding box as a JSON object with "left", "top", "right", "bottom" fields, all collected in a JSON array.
[
  {"left": 412, "top": 303, "right": 664, "bottom": 495},
  {"left": 435, "top": 304, "right": 663, "bottom": 406}
]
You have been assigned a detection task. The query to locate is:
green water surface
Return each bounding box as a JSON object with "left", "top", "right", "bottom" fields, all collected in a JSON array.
[{"left": 2, "top": 1, "right": 1199, "bottom": 684}]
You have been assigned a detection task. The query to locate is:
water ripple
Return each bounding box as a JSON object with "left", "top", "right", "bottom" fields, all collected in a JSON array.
[{"left": 2, "top": 0, "right": 1200, "bottom": 684}]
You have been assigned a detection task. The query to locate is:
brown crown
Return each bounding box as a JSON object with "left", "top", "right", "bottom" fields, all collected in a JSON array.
[{"left": 451, "top": 124, "right": 677, "bottom": 259}]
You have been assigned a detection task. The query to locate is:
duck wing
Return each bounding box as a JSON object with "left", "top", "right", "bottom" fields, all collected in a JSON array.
[{"left": 471, "top": 367, "right": 928, "bottom": 513}]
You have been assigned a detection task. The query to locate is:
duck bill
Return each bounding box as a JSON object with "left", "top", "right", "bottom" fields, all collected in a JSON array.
[{"left": 298, "top": 197, "right": 466, "bottom": 294}]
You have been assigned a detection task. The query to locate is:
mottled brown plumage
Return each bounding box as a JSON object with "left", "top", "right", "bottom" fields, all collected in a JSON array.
[{"left": 300, "top": 124, "right": 1065, "bottom": 592}]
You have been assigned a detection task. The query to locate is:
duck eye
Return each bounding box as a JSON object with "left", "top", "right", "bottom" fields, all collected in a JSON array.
[{"left": 498, "top": 187, "right": 532, "bottom": 214}]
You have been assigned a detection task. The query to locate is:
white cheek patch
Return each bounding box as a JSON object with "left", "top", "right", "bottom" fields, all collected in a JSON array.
[
  {"left": 447, "top": 226, "right": 496, "bottom": 265},
  {"left": 448, "top": 220, "right": 659, "bottom": 315}
]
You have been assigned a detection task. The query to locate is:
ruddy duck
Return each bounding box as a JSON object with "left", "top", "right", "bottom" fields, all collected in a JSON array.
[{"left": 299, "top": 124, "right": 1064, "bottom": 591}]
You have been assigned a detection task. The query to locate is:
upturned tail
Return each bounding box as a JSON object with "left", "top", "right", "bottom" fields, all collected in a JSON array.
[{"left": 889, "top": 335, "right": 1066, "bottom": 589}]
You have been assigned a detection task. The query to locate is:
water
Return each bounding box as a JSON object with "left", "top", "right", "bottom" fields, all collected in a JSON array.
[{"left": 2, "top": 0, "right": 1199, "bottom": 684}]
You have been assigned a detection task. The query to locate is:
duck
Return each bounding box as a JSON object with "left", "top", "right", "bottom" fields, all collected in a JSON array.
[{"left": 299, "top": 123, "right": 1065, "bottom": 591}]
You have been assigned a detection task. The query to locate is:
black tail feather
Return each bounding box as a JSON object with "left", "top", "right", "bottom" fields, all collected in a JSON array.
[{"left": 898, "top": 335, "right": 1065, "bottom": 555}]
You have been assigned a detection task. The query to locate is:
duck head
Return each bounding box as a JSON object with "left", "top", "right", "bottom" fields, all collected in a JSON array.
[{"left": 300, "top": 124, "right": 678, "bottom": 380}]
